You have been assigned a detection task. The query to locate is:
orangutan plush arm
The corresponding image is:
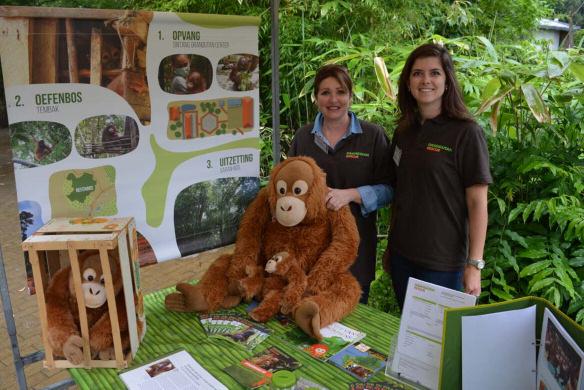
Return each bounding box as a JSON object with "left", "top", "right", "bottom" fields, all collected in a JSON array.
[
  {"left": 45, "top": 267, "right": 80, "bottom": 356},
  {"left": 227, "top": 187, "right": 271, "bottom": 298},
  {"left": 305, "top": 206, "right": 359, "bottom": 293}
]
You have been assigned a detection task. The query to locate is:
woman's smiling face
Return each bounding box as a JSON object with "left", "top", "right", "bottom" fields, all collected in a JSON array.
[
  {"left": 408, "top": 56, "right": 446, "bottom": 115},
  {"left": 315, "top": 76, "right": 351, "bottom": 122}
]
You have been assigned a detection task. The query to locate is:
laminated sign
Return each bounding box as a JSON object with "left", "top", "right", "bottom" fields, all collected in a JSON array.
[{"left": 0, "top": 6, "right": 261, "bottom": 290}]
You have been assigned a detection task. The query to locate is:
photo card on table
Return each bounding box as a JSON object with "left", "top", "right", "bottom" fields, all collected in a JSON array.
[{"left": 537, "top": 308, "right": 584, "bottom": 390}]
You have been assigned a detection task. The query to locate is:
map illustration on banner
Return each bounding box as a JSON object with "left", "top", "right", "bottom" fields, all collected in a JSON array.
[{"left": 0, "top": 6, "right": 261, "bottom": 284}]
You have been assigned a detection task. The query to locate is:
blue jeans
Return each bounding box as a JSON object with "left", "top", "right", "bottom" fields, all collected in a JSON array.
[{"left": 390, "top": 252, "right": 463, "bottom": 310}]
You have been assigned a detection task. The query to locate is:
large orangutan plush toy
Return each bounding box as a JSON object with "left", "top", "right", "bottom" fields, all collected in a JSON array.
[
  {"left": 45, "top": 250, "right": 142, "bottom": 364},
  {"left": 165, "top": 156, "right": 361, "bottom": 339}
]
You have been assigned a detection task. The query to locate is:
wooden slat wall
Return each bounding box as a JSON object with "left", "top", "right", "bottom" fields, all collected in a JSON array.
[
  {"left": 89, "top": 27, "right": 102, "bottom": 85},
  {"left": 0, "top": 18, "right": 31, "bottom": 86},
  {"left": 31, "top": 18, "right": 58, "bottom": 83}
]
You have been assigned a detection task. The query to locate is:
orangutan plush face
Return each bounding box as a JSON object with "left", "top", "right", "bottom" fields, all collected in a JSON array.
[
  {"left": 81, "top": 255, "right": 108, "bottom": 308},
  {"left": 273, "top": 159, "right": 315, "bottom": 227},
  {"left": 69, "top": 252, "right": 121, "bottom": 309}
]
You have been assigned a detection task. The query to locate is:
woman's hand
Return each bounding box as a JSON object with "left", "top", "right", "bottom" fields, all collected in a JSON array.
[
  {"left": 325, "top": 188, "right": 361, "bottom": 210},
  {"left": 463, "top": 265, "right": 481, "bottom": 296}
]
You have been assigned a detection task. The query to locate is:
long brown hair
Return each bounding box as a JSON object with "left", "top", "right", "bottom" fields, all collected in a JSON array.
[{"left": 397, "top": 43, "right": 472, "bottom": 131}]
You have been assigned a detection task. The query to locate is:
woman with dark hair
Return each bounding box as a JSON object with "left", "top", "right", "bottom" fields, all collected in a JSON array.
[
  {"left": 384, "top": 43, "right": 492, "bottom": 309},
  {"left": 289, "top": 64, "right": 392, "bottom": 303}
]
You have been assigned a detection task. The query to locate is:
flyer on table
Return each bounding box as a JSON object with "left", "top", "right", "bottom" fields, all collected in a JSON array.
[
  {"left": 389, "top": 277, "right": 476, "bottom": 389},
  {"left": 119, "top": 349, "right": 227, "bottom": 390}
]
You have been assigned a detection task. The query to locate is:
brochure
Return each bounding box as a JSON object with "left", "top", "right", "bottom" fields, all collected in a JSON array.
[
  {"left": 285, "top": 322, "right": 366, "bottom": 361},
  {"left": 328, "top": 342, "right": 387, "bottom": 382},
  {"left": 537, "top": 308, "right": 584, "bottom": 390},
  {"left": 223, "top": 346, "right": 301, "bottom": 388},
  {"left": 198, "top": 313, "right": 270, "bottom": 350},
  {"left": 388, "top": 278, "right": 476, "bottom": 390},
  {"left": 119, "top": 350, "right": 227, "bottom": 390}
]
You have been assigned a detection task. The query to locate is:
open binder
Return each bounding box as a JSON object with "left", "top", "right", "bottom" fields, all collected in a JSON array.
[{"left": 438, "top": 296, "right": 584, "bottom": 390}]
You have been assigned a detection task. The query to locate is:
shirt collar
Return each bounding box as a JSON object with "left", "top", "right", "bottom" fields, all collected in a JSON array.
[
  {"left": 417, "top": 112, "right": 448, "bottom": 126},
  {"left": 311, "top": 112, "right": 362, "bottom": 137}
]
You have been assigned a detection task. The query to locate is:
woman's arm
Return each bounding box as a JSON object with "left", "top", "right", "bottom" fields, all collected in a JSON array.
[
  {"left": 325, "top": 187, "right": 361, "bottom": 210},
  {"left": 464, "top": 184, "right": 489, "bottom": 296},
  {"left": 326, "top": 184, "right": 392, "bottom": 214}
]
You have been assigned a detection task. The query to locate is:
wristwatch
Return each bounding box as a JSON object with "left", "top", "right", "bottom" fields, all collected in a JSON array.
[{"left": 467, "top": 258, "right": 485, "bottom": 270}]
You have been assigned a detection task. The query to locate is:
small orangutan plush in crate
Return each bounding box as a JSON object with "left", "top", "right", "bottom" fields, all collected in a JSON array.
[{"left": 45, "top": 250, "right": 142, "bottom": 364}]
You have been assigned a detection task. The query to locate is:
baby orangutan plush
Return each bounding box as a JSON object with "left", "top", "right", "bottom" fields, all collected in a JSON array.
[
  {"left": 165, "top": 156, "right": 362, "bottom": 340},
  {"left": 248, "top": 251, "right": 308, "bottom": 320},
  {"left": 45, "top": 250, "right": 142, "bottom": 364}
]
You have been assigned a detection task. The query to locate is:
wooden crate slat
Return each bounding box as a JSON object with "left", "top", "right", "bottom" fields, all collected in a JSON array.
[
  {"left": 26, "top": 232, "right": 119, "bottom": 242},
  {"left": 98, "top": 247, "right": 124, "bottom": 366},
  {"left": 48, "top": 358, "right": 128, "bottom": 369},
  {"left": 29, "top": 250, "right": 54, "bottom": 367},
  {"left": 117, "top": 233, "right": 139, "bottom": 357},
  {"left": 37, "top": 217, "right": 132, "bottom": 234},
  {"left": 23, "top": 233, "right": 120, "bottom": 251},
  {"left": 68, "top": 249, "right": 92, "bottom": 364}
]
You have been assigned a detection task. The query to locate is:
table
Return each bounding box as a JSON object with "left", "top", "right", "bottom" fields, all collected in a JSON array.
[{"left": 69, "top": 286, "right": 405, "bottom": 389}]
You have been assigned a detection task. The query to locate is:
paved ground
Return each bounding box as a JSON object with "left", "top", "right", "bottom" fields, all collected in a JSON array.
[{"left": 0, "top": 127, "right": 231, "bottom": 389}]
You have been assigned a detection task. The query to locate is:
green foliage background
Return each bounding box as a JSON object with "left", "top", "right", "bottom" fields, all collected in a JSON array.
[{"left": 1, "top": 0, "right": 583, "bottom": 322}]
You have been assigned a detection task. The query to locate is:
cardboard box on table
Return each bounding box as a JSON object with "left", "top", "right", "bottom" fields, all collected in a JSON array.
[
  {"left": 438, "top": 296, "right": 584, "bottom": 390},
  {"left": 21, "top": 217, "right": 145, "bottom": 369}
]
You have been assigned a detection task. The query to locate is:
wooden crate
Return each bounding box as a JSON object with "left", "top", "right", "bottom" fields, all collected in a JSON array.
[{"left": 22, "top": 217, "right": 145, "bottom": 369}]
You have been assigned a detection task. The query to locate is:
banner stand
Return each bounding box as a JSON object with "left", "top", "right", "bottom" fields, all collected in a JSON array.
[{"left": 0, "top": 0, "right": 281, "bottom": 387}]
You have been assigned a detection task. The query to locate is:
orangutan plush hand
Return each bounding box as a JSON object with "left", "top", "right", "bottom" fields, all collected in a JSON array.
[{"left": 165, "top": 156, "right": 361, "bottom": 340}]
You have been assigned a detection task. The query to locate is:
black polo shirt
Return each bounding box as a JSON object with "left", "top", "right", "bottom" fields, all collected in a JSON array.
[
  {"left": 289, "top": 120, "right": 390, "bottom": 193},
  {"left": 388, "top": 115, "right": 492, "bottom": 271}
]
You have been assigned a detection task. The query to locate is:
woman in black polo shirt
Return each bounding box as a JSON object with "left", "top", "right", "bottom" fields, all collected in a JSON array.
[
  {"left": 385, "top": 44, "right": 492, "bottom": 309},
  {"left": 289, "top": 64, "right": 392, "bottom": 303}
]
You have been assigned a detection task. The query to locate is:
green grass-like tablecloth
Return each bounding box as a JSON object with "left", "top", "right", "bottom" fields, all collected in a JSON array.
[{"left": 69, "top": 285, "right": 403, "bottom": 389}]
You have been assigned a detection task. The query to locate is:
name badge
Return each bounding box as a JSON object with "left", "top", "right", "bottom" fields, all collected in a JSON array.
[
  {"left": 314, "top": 134, "right": 329, "bottom": 154},
  {"left": 393, "top": 146, "right": 402, "bottom": 166}
]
